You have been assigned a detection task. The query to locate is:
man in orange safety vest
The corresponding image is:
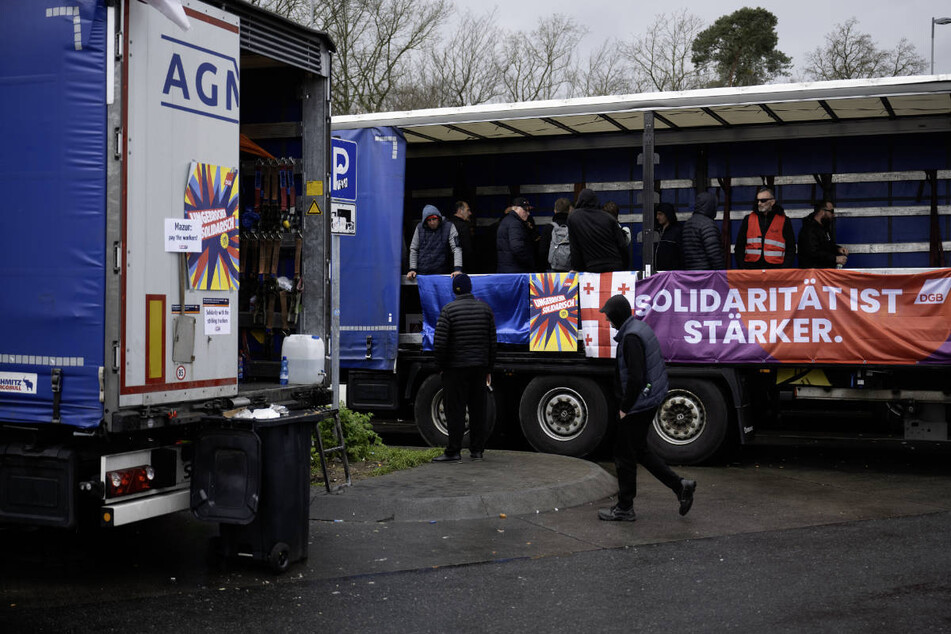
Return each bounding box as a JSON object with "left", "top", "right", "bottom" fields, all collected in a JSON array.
[{"left": 734, "top": 186, "right": 796, "bottom": 269}]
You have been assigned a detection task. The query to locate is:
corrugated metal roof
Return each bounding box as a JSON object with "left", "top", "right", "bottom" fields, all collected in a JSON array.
[{"left": 332, "top": 75, "right": 951, "bottom": 143}]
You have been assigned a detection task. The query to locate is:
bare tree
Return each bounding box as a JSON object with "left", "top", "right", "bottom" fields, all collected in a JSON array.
[
  {"left": 308, "top": 0, "right": 452, "bottom": 115},
  {"left": 576, "top": 41, "right": 636, "bottom": 97},
  {"left": 424, "top": 10, "right": 505, "bottom": 107},
  {"left": 621, "top": 10, "right": 707, "bottom": 92},
  {"left": 500, "top": 15, "right": 587, "bottom": 101},
  {"left": 804, "top": 18, "right": 926, "bottom": 80}
]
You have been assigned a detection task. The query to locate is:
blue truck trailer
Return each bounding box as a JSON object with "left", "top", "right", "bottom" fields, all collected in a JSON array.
[
  {"left": 333, "top": 77, "right": 951, "bottom": 463},
  {"left": 0, "top": 0, "right": 335, "bottom": 569}
]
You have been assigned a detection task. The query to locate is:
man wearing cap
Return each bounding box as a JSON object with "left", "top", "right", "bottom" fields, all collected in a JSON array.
[
  {"left": 798, "top": 199, "right": 848, "bottom": 268},
  {"left": 432, "top": 274, "right": 497, "bottom": 462},
  {"left": 407, "top": 204, "right": 462, "bottom": 278},
  {"left": 597, "top": 294, "right": 696, "bottom": 521},
  {"left": 496, "top": 197, "right": 537, "bottom": 273}
]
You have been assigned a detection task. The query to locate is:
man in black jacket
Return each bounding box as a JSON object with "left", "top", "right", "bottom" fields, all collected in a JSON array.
[
  {"left": 798, "top": 200, "right": 848, "bottom": 268},
  {"left": 496, "top": 197, "right": 536, "bottom": 273},
  {"left": 681, "top": 192, "right": 723, "bottom": 270},
  {"left": 567, "top": 189, "right": 629, "bottom": 272},
  {"left": 447, "top": 200, "right": 476, "bottom": 272},
  {"left": 597, "top": 294, "right": 696, "bottom": 521},
  {"left": 432, "top": 274, "right": 497, "bottom": 462},
  {"left": 735, "top": 187, "right": 796, "bottom": 269},
  {"left": 654, "top": 202, "right": 683, "bottom": 271}
]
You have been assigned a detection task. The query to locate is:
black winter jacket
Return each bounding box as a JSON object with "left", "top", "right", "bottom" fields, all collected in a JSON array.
[
  {"left": 797, "top": 212, "right": 839, "bottom": 268},
  {"left": 447, "top": 214, "right": 475, "bottom": 273},
  {"left": 681, "top": 193, "right": 723, "bottom": 270},
  {"left": 433, "top": 294, "right": 497, "bottom": 369},
  {"left": 496, "top": 212, "right": 535, "bottom": 273},
  {"left": 567, "top": 197, "right": 629, "bottom": 272}
]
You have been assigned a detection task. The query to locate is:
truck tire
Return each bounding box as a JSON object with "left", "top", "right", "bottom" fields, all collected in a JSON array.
[
  {"left": 649, "top": 379, "right": 728, "bottom": 465},
  {"left": 518, "top": 376, "right": 608, "bottom": 457},
  {"left": 414, "top": 374, "right": 496, "bottom": 449}
]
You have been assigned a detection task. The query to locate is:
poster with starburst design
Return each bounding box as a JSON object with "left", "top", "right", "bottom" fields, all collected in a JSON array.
[
  {"left": 184, "top": 161, "right": 239, "bottom": 290},
  {"left": 529, "top": 273, "right": 580, "bottom": 352}
]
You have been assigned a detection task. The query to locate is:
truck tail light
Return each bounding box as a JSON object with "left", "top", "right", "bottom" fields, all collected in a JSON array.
[{"left": 106, "top": 465, "right": 155, "bottom": 497}]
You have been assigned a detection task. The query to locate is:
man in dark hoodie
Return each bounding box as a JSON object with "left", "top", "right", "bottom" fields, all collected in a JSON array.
[
  {"left": 540, "top": 197, "right": 573, "bottom": 271},
  {"left": 407, "top": 204, "right": 462, "bottom": 278},
  {"left": 496, "top": 197, "right": 536, "bottom": 273},
  {"left": 735, "top": 186, "right": 796, "bottom": 269},
  {"left": 654, "top": 202, "right": 683, "bottom": 271},
  {"left": 597, "top": 294, "right": 696, "bottom": 521},
  {"left": 681, "top": 192, "right": 723, "bottom": 270},
  {"left": 567, "top": 188, "right": 629, "bottom": 272},
  {"left": 798, "top": 199, "right": 848, "bottom": 269}
]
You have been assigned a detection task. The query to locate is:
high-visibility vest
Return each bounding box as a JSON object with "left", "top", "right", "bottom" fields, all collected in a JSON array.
[{"left": 744, "top": 213, "right": 787, "bottom": 264}]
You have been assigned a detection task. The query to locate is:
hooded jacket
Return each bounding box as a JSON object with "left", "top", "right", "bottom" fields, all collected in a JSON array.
[
  {"left": 735, "top": 204, "right": 796, "bottom": 269},
  {"left": 681, "top": 192, "right": 723, "bottom": 270},
  {"left": 601, "top": 295, "right": 669, "bottom": 414},
  {"left": 409, "top": 205, "right": 462, "bottom": 275},
  {"left": 654, "top": 203, "right": 683, "bottom": 271},
  {"left": 567, "top": 189, "right": 629, "bottom": 272}
]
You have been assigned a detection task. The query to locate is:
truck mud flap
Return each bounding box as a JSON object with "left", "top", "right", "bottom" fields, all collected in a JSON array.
[
  {"left": 0, "top": 443, "right": 76, "bottom": 528},
  {"left": 190, "top": 428, "right": 261, "bottom": 524}
]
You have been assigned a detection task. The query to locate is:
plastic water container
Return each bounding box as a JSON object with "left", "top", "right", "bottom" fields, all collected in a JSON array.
[{"left": 281, "top": 335, "right": 326, "bottom": 385}]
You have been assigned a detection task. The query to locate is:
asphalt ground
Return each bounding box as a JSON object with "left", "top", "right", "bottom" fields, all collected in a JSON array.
[{"left": 2, "top": 442, "right": 951, "bottom": 631}]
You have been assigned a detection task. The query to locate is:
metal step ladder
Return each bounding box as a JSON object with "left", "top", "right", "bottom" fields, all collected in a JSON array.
[{"left": 314, "top": 409, "right": 351, "bottom": 493}]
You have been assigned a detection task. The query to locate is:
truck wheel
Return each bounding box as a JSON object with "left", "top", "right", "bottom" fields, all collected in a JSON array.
[
  {"left": 518, "top": 376, "right": 608, "bottom": 457},
  {"left": 414, "top": 374, "right": 496, "bottom": 449},
  {"left": 649, "top": 379, "right": 728, "bottom": 465}
]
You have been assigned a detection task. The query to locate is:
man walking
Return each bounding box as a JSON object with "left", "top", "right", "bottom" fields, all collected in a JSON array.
[
  {"left": 597, "top": 294, "right": 696, "bottom": 521},
  {"left": 735, "top": 186, "right": 796, "bottom": 269},
  {"left": 432, "top": 274, "right": 497, "bottom": 462}
]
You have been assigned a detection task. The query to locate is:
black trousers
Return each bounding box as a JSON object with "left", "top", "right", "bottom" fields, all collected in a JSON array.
[
  {"left": 441, "top": 367, "right": 489, "bottom": 455},
  {"left": 614, "top": 407, "right": 682, "bottom": 508}
]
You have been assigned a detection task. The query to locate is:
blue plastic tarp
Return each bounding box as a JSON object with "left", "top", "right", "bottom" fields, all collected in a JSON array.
[
  {"left": 0, "top": 0, "right": 107, "bottom": 429},
  {"left": 334, "top": 128, "right": 405, "bottom": 370},
  {"left": 417, "top": 274, "right": 530, "bottom": 349}
]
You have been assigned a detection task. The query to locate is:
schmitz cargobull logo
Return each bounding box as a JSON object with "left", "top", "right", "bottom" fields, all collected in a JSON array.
[{"left": 0, "top": 372, "right": 38, "bottom": 395}]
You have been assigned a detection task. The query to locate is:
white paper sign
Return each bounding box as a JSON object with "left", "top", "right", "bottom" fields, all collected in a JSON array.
[
  {"left": 203, "top": 300, "right": 231, "bottom": 335},
  {"left": 165, "top": 218, "right": 202, "bottom": 252}
]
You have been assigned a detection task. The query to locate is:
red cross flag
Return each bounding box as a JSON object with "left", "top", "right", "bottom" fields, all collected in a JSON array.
[{"left": 578, "top": 272, "right": 638, "bottom": 358}]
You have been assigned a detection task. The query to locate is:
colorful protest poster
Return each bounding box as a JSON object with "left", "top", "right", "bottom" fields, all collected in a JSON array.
[
  {"left": 529, "top": 273, "right": 580, "bottom": 352},
  {"left": 184, "top": 162, "right": 239, "bottom": 290}
]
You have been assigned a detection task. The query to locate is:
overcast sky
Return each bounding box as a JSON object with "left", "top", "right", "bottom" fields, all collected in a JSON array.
[{"left": 452, "top": 0, "right": 951, "bottom": 78}]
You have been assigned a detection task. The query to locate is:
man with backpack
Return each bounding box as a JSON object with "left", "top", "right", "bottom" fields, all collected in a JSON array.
[{"left": 544, "top": 197, "right": 573, "bottom": 272}]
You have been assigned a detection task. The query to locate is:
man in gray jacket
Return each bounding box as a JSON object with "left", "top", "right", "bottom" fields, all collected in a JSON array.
[{"left": 681, "top": 192, "right": 723, "bottom": 270}]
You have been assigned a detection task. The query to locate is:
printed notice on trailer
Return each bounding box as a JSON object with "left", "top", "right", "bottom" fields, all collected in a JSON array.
[
  {"left": 164, "top": 218, "right": 202, "bottom": 252},
  {"left": 203, "top": 298, "right": 231, "bottom": 335}
]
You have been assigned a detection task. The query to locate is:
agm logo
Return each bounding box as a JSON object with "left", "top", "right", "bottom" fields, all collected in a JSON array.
[
  {"left": 914, "top": 278, "right": 951, "bottom": 304},
  {"left": 160, "top": 35, "right": 239, "bottom": 124}
]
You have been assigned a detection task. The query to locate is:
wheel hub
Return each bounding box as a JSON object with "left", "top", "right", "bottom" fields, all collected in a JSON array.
[
  {"left": 539, "top": 389, "right": 587, "bottom": 440},
  {"left": 655, "top": 391, "right": 705, "bottom": 444}
]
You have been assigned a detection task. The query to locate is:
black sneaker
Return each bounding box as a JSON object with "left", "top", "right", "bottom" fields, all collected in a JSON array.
[
  {"left": 598, "top": 505, "right": 636, "bottom": 521},
  {"left": 432, "top": 452, "right": 462, "bottom": 463},
  {"left": 470, "top": 451, "right": 484, "bottom": 461},
  {"left": 678, "top": 479, "right": 697, "bottom": 516}
]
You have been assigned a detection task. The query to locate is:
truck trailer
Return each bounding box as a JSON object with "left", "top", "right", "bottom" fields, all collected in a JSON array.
[
  {"left": 0, "top": 0, "right": 335, "bottom": 570},
  {"left": 332, "top": 76, "right": 951, "bottom": 464}
]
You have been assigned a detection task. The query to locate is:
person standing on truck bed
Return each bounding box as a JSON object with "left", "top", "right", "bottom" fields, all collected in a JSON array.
[
  {"left": 735, "top": 186, "right": 796, "bottom": 269},
  {"left": 654, "top": 202, "right": 683, "bottom": 271},
  {"left": 798, "top": 199, "right": 848, "bottom": 269},
  {"left": 432, "top": 273, "right": 497, "bottom": 462},
  {"left": 597, "top": 294, "right": 697, "bottom": 521},
  {"left": 496, "top": 197, "right": 537, "bottom": 273},
  {"left": 407, "top": 204, "right": 462, "bottom": 278},
  {"left": 540, "top": 197, "right": 573, "bottom": 272},
  {"left": 447, "top": 200, "right": 476, "bottom": 273},
  {"left": 681, "top": 192, "right": 723, "bottom": 270},
  {"left": 602, "top": 200, "right": 632, "bottom": 246},
  {"left": 567, "top": 188, "right": 629, "bottom": 272}
]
